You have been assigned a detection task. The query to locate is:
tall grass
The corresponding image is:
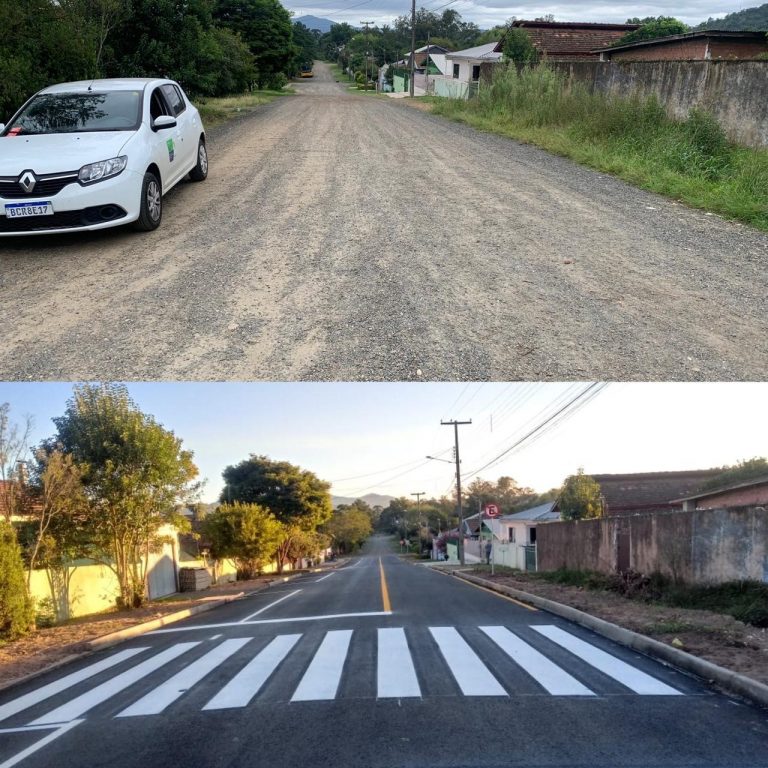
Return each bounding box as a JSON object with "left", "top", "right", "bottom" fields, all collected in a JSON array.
[{"left": 431, "top": 65, "right": 768, "bottom": 230}]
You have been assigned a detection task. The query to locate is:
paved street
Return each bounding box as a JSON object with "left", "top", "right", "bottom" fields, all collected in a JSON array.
[
  {"left": 1, "top": 63, "right": 767, "bottom": 381},
  {"left": 1, "top": 536, "right": 767, "bottom": 768}
]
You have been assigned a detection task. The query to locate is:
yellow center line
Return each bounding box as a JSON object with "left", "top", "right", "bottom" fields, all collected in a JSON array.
[{"left": 378, "top": 557, "right": 392, "bottom": 612}]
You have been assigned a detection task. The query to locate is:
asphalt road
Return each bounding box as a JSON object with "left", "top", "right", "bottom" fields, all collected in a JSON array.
[
  {"left": 1, "top": 63, "right": 766, "bottom": 381},
  {"left": 1, "top": 535, "right": 767, "bottom": 768}
]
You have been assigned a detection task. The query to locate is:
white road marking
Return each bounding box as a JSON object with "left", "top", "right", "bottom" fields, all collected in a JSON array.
[
  {"left": 203, "top": 634, "right": 302, "bottom": 710},
  {"left": 291, "top": 630, "right": 353, "bottom": 701},
  {"left": 0, "top": 720, "right": 84, "bottom": 768},
  {"left": 147, "top": 611, "right": 391, "bottom": 634},
  {"left": 117, "top": 638, "right": 251, "bottom": 717},
  {"left": 314, "top": 573, "right": 334, "bottom": 582},
  {"left": 0, "top": 648, "right": 147, "bottom": 722},
  {"left": 377, "top": 628, "right": 420, "bottom": 698},
  {"left": 31, "top": 642, "right": 200, "bottom": 725},
  {"left": 209, "top": 634, "right": 222, "bottom": 641},
  {"left": 480, "top": 626, "right": 594, "bottom": 696},
  {"left": 533, "top": 626, "right": 681, "bottom": 695},
  {"left": 239, "top": 589, "right": 302, "bottom": 622},
  {"left": 429, "top": 627, "right": 507, "bottom": 697}
]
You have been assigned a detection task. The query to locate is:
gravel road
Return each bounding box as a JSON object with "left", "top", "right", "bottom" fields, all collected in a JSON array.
[{"left": 1, "top": 62, "right": 766, "bottom": 381}]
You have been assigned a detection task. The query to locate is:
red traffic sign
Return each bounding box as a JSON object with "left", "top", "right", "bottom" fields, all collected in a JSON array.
[{"left": 483, "top": 504, "right": 500, "bottom": 518}]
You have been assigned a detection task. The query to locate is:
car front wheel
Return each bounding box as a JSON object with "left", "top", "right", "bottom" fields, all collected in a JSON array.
[
  {"left": 133, "top": 172, "right": 162, "bottom": 231},
  {"left": 189, "top": 138, "right": 208, "bottom": 182}
]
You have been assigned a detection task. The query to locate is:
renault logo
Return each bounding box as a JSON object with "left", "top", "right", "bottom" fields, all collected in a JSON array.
[{"left": 18, "top": 171, "right": 36, "bottom": 194}]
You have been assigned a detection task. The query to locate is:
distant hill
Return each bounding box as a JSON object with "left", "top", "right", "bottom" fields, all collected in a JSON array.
[
  {"left": 697, "top": 3, "right": 768, "bottom": 30},
  {"left": 295, "top": 15, "right": 335, "bottom": 33},
  {"left": 332, "top": 493, "right": 394, "bottom": 509}
]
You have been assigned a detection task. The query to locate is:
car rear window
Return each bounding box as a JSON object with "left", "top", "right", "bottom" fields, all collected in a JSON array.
[{"left": 3, "top": 90, "right": 142, "bottom": 136}]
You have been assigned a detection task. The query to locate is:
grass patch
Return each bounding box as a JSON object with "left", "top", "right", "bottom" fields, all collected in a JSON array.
[
  {"left": 430, "top": 65, "right": 768, "bottom": 231},
  {"left": 196, "top": 90, "right": 292, "bottom": 129},
  {"left": 532, "top": 568, "right": 768, "bottom": 627}
]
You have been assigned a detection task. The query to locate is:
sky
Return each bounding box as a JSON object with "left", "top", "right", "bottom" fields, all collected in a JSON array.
[
  {"left": 286, "top": 0, "right": 756, "bottom": 30},
  {"left": 0, "top": 382, "right": 765, "bottom": 505}
]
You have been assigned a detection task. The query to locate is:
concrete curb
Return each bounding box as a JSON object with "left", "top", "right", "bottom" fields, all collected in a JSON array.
[{"left": 453, "top": 571, "right": 768, "bottom": 710}]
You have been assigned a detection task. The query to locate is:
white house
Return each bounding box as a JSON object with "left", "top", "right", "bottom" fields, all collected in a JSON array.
[
  {"left": 491, "top": 502, "right": 559, "bottom": 570},
  {"left": 433, "top": 42, "right": 502, "bottom": 98}
]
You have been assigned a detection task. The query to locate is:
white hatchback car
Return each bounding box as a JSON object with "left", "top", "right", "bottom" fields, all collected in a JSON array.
[{"left": 0, "top": 78, "right": 207, "bottom": 236}]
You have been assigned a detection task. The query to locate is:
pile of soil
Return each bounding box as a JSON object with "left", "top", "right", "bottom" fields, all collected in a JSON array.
[{"left": 475, "top": 569, "right": 768, "bottom": 686}]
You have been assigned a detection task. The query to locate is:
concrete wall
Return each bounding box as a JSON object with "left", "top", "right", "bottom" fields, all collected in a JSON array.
[
  {"left": 537, "top": 506, "right": 768, "bottom": 584},
  {"left": 552, "top": 59, "right": 768, "bottom": 149}
]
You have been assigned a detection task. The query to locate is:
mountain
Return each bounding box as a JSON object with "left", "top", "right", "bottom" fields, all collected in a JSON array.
[
  {"left": 295, "top": 15, "right": 335, "bottom": 33},
  {"left": 696, "top": 3, "right": 768, "bottom": 30},
  {"left": 332, "top": 493, "right": 394, "bottom": 509}
]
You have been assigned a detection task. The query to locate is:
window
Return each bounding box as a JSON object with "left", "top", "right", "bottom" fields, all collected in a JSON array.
[
  {"left": 149, "top": 88, "right": 171, "bottom": 120},
  {"left": 472, "top": 65, "right": 481, "bottom": 81},
  {"left": 508, "top": 527, "right": 516, "bottom": 543},
  {"left": 453, "top": 63, "right": 460, "bottom": 79},
  {"left": 529, "top": 527, "right": 537, "bottom": 544},
  {"left": 161, "top": 84, "right": 186, "bottom": 116}
]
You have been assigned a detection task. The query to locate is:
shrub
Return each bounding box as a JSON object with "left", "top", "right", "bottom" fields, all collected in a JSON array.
[{"left": 0, "top": 520, "right": 35, "bottom": 641}]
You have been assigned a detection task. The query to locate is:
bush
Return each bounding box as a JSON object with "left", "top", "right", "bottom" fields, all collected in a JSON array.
[
  {"left": 264, "top": 72, "right": 289, "bottom": 91},
  {"left": 0, "top": 521, "right": 34, "bottom": 641}
]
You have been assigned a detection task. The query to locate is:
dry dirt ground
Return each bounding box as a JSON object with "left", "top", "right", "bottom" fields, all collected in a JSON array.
[
  {"left": 0, "top": 576, "right": 279, "bottom": 689},
  {"left": 1, "top": 63, "right": 767, "bottom": 381},
  {"left": 467, "top": 568, "right": 768, "bottom": 687}
]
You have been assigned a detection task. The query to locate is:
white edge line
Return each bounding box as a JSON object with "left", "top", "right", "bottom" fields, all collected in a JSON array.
[
  {"left": 148, "top": 611, "right": 393, "bottom": 634},
  {"left": 239, "top": 589, "right": 302, "bottom": 622},
  {"left": 314, "top": 573, "right": 335, "bottom": 582},
  {"left": 0, "top": 720, "right": 84, "bottom": 768}
]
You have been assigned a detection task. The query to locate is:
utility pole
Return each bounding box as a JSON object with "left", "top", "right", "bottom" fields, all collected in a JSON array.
[
  {"left": 409, "top": 0, "right": 416, "bottom": 97},
  {"left": 411, "top": 491, "right": 426, "bottom": 550},
  {"left": 361, "top": 21, "right": 373, "bottom": 89},
  {"left": 425, "top": 31, "right": 430, "bottom": 95},
  {"left": 441, "top": 419, "right": 471, "bottom": 565}
]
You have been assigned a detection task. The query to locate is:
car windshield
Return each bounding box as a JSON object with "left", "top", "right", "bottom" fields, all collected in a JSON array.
[{"left": 4, "top": 90, "right": 142, "bottom": 136}]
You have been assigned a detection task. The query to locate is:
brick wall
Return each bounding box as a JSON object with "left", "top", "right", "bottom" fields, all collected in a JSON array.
[
  {"left": 709, "top": 39, "right": 768, "bottom": 59},
  {"left": 552, "top": 59, "right": 768, "bottom": 149},
  {"left": 537, "top": 506, "right": 768, "bottom": 584},
  {"left": 608, "top": 39, "right": 707, "bottom": 62},
  {"left": 696, "top": 485, "right": 768, "bottom": 509}
]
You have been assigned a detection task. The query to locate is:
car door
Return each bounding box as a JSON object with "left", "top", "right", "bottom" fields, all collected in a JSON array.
[
  {"left": 146, "top": 86, "right": 177, "bottom": 188},
  {"left": 161, "top": 84, "right": 195, "bottom": 173}
]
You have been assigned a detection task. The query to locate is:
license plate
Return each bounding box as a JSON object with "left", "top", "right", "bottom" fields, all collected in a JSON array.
[{"left": 5, "top": 201, "right": 54, "bottom": 218}]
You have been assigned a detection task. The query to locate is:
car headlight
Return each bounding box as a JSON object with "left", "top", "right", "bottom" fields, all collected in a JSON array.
[{"left": 78, "top": 156, "right": 128, "bottom": 185}]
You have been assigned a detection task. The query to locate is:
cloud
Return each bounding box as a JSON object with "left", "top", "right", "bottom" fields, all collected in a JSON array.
[{"left": 288, "top": 0, "right": 754, "bottom": 29}]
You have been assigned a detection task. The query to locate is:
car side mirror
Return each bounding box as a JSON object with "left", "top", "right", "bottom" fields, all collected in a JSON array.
[{"left": 152, "top": 115, "right": 177, "bottom": 132}]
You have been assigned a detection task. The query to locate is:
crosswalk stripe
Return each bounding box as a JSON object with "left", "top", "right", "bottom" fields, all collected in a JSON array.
[
  {"left": 31, "top": 642, "right": 200, "bottom": 725},
  {"left": 480, "top": 626, "right": 594, "bottom": 696},
  {"left": 291, "top": 630, "right": 352, "bottom": 701},
  {"left": 429, "top": 627, "right": 507, "bottom": 697},
  {"left": 0, "top": 648, "right": 147, "bottom": 723},
  {"left": 377, "top": 628, "right": 420, "bottom": 698},
  {"left": 116, "top": 638, "right": 252, "bottom": 717},
  {"left": 203, "top": 634, "right": 302, "bottom": 710},
  {"left": 533, "top": 626, "right": 682, "bottom": 695}
]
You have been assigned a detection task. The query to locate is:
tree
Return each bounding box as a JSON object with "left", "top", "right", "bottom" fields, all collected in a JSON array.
[
  {"left": 559, "top": 469, "right": 603, "bottom": 521},
  {"left": 214, "top": 0, "right": 294, "bottom": 89},
  {"left": 324, "top": 505, "right": 372, "bottom": 553},
  {"left": 0, "top": 519, "right": 35, "bottom": 640},
  {"left": 0, "top": 403, "right": 33, "bottom": 524},
  {"left": 618, "top": 17, "right": 689, "bottom": 45},
  {"left": 221, "top": 455, "right": 332, "bottom": 573},
  {"left": 699, "top": 457, "right": 768, "bottom": 491},
  {"left": 51, "top": 384, "right": 198, "bottom": 609},
  {"left": 503, "top": 28, "right": 538, "bottom": 65},
  {"left": 204, "top": 503, "right": 282, "bottom": 578}
]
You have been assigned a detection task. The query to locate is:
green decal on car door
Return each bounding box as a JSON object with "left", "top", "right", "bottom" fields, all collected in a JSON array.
[{"left": 166, "top": 138, "right": 175, "bottom": 162}]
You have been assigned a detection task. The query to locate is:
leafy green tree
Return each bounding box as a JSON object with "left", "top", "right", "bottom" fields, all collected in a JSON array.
[
  {"left": 618, "top": 16, "right": 689, "bottom": 45},
  {"left": 214, "top": 0, "right": 294, "bottom": 88},
  {"left": 293, "top": 21, "right": 318, "bottom": 72},
  {"left": 697, "top": 5, "right": 768, "bottom": 31},
  {"left": 699, "top": 457, "right": 768, "bottom": 491},
  {"left": 204, "top": 502, "right": 282, "bottom": 578},
  {"left": 0, "top": 519, "right": 35, "bottom": 640},
  {"left": 503, "top": 28, "right": 538, "bottom": 65},
  {"left": 324, "top": 504, "right": 372, "bottom": 553},
  {"left": 51, "top": 384, "right": 198, "bottom": 609},
  {"left": 559, "top": 469, "right": 603, "bottom": 521}
]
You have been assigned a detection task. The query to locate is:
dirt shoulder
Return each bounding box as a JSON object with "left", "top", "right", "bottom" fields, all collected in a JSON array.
[
  {"left": 457, "top": 568, "right": 768, "bottom": 686},
  {"left": 0, "top": 575, "right": 289, "bottom": 689}
]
